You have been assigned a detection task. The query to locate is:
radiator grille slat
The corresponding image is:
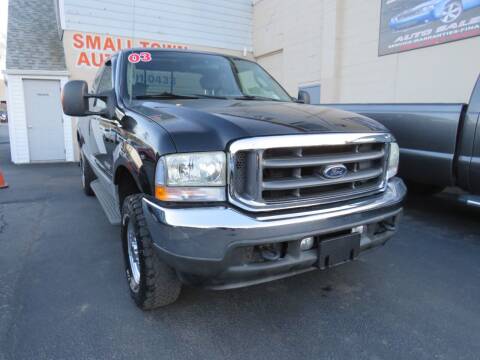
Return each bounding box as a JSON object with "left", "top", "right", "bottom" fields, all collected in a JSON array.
[{"left": 262, "top": 168, "right": 383, "bottom": 191}]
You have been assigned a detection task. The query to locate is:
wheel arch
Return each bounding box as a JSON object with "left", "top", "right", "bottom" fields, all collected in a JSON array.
[{"left": 114, "top": 165, "right": 147, "bottom": 209}]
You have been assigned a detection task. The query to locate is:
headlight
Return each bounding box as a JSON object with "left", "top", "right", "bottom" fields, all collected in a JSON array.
[
  {"left": 155, "top": 152, "right": 226, "bottom": 202},
  {"left": 387, "top": 142, "right": 400, "bottom": 179},
  {"left": 165, "top": 152, "right": 226, "bottom": 186}
]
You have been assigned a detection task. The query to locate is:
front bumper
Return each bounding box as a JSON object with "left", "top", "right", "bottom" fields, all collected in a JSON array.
[{"left": 143, "top": 177, "right": 406, "bottom": 289}]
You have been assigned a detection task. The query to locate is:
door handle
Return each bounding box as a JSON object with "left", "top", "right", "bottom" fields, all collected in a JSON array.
[{"left": 27, "top": 125, "right": 33, "bottom": 129}]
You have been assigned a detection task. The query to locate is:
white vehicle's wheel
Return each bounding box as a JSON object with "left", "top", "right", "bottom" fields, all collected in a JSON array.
[{"left": 440, "top": 1, "right": 463, "bottom": 23}]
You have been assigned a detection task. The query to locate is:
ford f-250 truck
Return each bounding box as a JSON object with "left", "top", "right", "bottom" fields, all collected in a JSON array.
[
  {"left": 61, "top": 49, "right": 405, "bottom": 309},
  {"left": 326, "top": 75, "right": 480, "bottom": 206}
]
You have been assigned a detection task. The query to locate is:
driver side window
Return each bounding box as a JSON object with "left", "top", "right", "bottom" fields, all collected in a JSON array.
[
  {"left": 97, "top": 64, "right": 113, "bottom": 94},
  {"left": 92, "top": 64, "right": 112, "bottom": 110},
  {"left": 89, "top": 68, "right": 104, "bottom": 109},
  {"left": 92, "top": 67, "right": 103, "bottom": 94}
]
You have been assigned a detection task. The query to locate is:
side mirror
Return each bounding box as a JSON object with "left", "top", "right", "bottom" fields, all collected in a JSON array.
[
  {"left": 297, "top": 90, "right": 311, "bottom": 104},
  {"left": 62, "top": 80, "right": 90, "bottom": 116},
  {"left": 62, "top": 80, "right": 112, "bottom": 117}
]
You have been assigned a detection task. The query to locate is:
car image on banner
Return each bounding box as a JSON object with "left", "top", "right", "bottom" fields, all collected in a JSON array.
[
  {"left": 379, "top": 0, "right": 480, "bottom": 55},
  {"left": 389, "top": 0, "right": 480, "bottom": 30}
]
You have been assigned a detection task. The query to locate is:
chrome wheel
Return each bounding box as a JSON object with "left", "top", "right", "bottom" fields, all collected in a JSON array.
[
  {"left": 127, "top": 220, "right": 141, "bottom": 292},
  {"left": 441, "top": 2, "right": 462, "bottom": 23}
]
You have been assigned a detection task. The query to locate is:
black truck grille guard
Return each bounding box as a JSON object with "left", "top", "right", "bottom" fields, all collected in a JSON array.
[{"left": 228, "top": 133, "right": 394, "bottom": 212}]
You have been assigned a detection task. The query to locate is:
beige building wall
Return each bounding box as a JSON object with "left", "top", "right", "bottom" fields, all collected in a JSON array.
[
  {"left": 253, "top": 0, "right": 480, "bottom": 103},
  {"left": 253, "top": 0, "right": 326, "bottom": 100}
]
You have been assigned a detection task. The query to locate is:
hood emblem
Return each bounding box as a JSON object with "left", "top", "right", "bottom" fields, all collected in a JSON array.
[{"left": 322, "top": 164, "right": 348, "bottom": 179}]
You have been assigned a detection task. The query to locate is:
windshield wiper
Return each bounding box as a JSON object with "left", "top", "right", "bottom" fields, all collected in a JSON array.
[
  {"left": 133, "top": 92, "right": 199, "bottom": 100},
  {"left": 192, "top": 94, "right": 229, "bottom": 99},
  {"left": 234, "top": 95, "right": 282, "bottom": 102}
]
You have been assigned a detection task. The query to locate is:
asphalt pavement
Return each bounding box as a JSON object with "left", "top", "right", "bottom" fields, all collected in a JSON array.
[{"left": 1, "top": 123, "right": 480, "bottom": 360}]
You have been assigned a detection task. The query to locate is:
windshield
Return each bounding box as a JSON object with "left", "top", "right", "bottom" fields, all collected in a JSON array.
[{"left": 124, "top": 51, "right": 292, "bottom": 102}]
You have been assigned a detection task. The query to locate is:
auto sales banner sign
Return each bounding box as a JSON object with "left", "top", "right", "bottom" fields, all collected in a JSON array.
[{"left": 379, "top": 0, "right": 480, "bottom": 55}]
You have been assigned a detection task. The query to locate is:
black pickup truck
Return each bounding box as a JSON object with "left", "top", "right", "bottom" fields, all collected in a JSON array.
[
  {"left": 326, "top": 76, "right": 480, "bottom": 205},
  {"left": 62, "top": 49, "right": 405, "bottom": 309}
]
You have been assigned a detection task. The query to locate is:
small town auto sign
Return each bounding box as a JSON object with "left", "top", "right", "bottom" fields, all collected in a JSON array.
[{"left": 72, "top": 32, "right": 187, "bottom": 67}]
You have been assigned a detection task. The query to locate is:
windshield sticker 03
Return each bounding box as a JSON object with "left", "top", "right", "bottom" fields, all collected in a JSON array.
[{"left": 128, "top": 52, "right": 152, "bottom": 63}]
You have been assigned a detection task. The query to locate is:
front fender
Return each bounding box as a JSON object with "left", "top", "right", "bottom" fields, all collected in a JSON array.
[{"left": 113, "top": 141, "right": 155, "bottom": 195}]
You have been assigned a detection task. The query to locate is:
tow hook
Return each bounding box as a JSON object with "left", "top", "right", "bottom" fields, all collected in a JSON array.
[
  {"left": 259, "top": 244, "right": 281, "bottom": 261},
  {"left": 380, "top": 220, "right": 396, "bottom": 232}
]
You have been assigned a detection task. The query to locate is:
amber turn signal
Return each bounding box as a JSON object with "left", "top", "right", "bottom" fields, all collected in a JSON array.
[
  {"left": 154, "top": 185, "right": 226, "bottom": 202},
  {"left": 155, "top": 185, "right": 169, "bottom": 200}
]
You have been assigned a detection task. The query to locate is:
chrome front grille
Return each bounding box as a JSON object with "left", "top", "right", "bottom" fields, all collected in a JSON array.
[{"left": 228, "top": 133, "right": 393, "bottom": 212}]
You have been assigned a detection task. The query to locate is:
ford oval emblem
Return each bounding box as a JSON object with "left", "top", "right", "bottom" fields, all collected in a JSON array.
[{"left": 322, "top": 164, "right": 348, "bottom": 179}]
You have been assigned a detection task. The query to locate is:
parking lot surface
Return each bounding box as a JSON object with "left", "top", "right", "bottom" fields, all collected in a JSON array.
[{"left": 1, "top": 123, "right": 480, "bottom": 360}]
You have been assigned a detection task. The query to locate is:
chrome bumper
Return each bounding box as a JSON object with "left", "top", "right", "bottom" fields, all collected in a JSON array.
[{"left": 142, "top": 178, "right": 406, "bottom": 288}]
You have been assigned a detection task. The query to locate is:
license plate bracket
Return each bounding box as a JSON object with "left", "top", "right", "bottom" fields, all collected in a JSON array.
[{"left": 317, "top": 233, "right": 361, "bottom": 269}]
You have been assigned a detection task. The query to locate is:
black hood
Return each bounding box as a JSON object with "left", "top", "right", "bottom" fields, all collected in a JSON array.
[{"left": 130, "top": 99, "right": 388, "bottom": 152}]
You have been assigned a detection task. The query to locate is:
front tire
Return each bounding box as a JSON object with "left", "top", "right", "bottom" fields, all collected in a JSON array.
[{"left": 121, "top": 194, "right": 182, "bottom": 310}]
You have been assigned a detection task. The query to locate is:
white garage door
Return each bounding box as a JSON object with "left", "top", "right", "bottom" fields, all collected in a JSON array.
[{"left": 23, "top": 79, "right": 65, "bottom": 162}]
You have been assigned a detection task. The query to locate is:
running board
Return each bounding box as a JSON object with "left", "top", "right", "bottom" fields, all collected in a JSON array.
[{"left": 90, "top": 180, "right": 121, "bottom": 225}]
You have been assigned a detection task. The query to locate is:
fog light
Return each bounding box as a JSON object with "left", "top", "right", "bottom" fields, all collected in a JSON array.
[
  {"left": 352, "top": 225, "right": 365, "bottom": 234},
  {"left": 300, "top": 236, "right": 314, "bottom": 251}
]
